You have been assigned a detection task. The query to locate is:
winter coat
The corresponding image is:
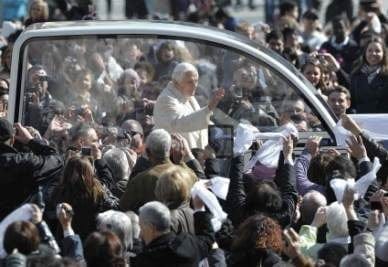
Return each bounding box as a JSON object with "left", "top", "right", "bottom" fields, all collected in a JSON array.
[
  {"left": 0, "top": 139, "right": 63, "bottom": 220},
  {"left": 132, "top": 211, "right": 215, "bottom": 267},
  {"left": 350, "top": 70, "right": 388, "bottom": 113}
]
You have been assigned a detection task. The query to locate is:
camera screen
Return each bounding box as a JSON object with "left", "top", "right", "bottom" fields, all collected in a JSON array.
[{"left": 208, "top": 125, "right": 234, "bottom": 158}]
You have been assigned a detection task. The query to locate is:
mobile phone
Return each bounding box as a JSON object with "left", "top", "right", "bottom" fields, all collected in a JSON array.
[{"left": 81, "top": 147, "right": 92, "bottom": 156}]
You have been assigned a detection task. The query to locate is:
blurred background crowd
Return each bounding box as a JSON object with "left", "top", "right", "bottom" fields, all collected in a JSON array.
[{"left": 0, "top": 0, "right": 387, "bottom": 267}]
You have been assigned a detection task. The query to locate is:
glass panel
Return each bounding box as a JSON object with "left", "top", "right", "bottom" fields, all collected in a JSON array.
[{"left": 21, "top": 35, "right": 331, "bottom": 150}]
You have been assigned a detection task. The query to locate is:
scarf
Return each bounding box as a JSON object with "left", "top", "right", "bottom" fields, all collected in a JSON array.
[
  {"left": 330, "top": 36, "right": 349, "bottom": 50},
  {"left": 361, "top": 64, "right": 381, "bottom": 84}
]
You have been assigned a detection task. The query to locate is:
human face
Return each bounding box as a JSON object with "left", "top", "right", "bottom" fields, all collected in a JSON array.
[
  {"left": 292, "top": 100, "right": 305, "bottom": 115},
  {"left": 176, "top": 71, "right": 199, "bottom": 97},
  {"left": 235, "top": 67, "right": 257, "bottom": 90},
  {"left": 127, "top": 44, "right": 141, "bottom": 61},
  {"left": 30, "top": 69, "right": 48, "bottom": 96},
  {"left": 31, "top": 3, "right": 45, "bottom": 19},
  {"left": 139, "top": 218, "right": 155, "bottom": 245},
  {"left": 79, "top": 74, "right": 92, "bottom": 92},
  {"left": 84, "top": 128, "right": 99, "bottom": 147},
  {"left": 285, "top": 33, "right": 299, "bottom": 48},
  {"left": 124, "top": 75, "right": 138, "bottom": 92},
  {"left": 160, "top": 47, "right": 174, "bottom": 62},
  {"left": 332, "top": 21, "right": 347, "bottom": 42},
  {"left": 366, "top": 41, "right": 384, "bottom": 66},
  {"left": 136, "top": 68, "right": 150, "bottom": 85},
  {"left": 328, "top": 92, "right": 350, "bottom": 117},
  {"left": 303, "top": 64, "right": 321, "bottom": 87},
  {"left": 268, "top": 38, "right": 283, "bottom": 54},
  {"left": 303, "top": 19, "right": 316, "bottom": 33}
]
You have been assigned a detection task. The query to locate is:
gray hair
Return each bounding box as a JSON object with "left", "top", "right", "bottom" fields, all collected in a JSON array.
[
  {"left": 125, "top": 211, "right": 140, "bottom": 239},
  {"left": 327, "top": 202, "right": 349, "bottom": 239},
  {"left": 171, "top": 62, "right": 198, "bottom": 83},
  {"left": 145, "top": 129, "right": 171, "bottom": 159},
  {"left": 96, "top": 210, "right": 133, "bottom": 250},
  {"left": 103, "top": 148, "right": 130, "bottom": 182},
  {"left": 139, "top": 201, "right": 171, "bottom": 233},
  {"left": 340, "top": 255, "right": 373, "bottom": 267},
  {"left": 300, "top": 191, "right": 327, "bottom": 225}
]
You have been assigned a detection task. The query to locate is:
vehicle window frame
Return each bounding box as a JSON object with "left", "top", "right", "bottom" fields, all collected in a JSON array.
[{"left": 14, "top": 33, "right": 337, "bottom": 144}]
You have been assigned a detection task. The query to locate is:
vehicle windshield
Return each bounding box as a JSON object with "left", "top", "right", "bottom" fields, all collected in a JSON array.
[{"left": 18, "top": 34, "right": 331, "bottom": 153}]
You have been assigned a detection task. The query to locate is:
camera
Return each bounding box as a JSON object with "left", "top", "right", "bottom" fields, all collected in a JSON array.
[
  {"left": 81, "top": 147, "right": 92, "bottom": 156},
  {"left": 38, "top": 75, "right": 49, "bottom": 82}
]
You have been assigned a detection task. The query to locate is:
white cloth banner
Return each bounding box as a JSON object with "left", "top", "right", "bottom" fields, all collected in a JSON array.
[
  {"left": 330, "top": 157, "right": 381, "bottom": 202},
  {"left": 191, "top": 182, "right": 227, "bottom": 232},
  {"left": 198, "top": 177, "right": 230, "bottom": 200},
  {"left": 244, "top": 123, "right": 298, "bottom": 172}
]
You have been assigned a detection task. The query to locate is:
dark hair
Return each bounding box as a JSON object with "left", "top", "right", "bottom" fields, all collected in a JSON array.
[
  {"left": 327, "top": 85, "right": 351, "bottom": 100},
  {"left": 246, "top": 181, "right": 282, "bottom": 216},
  {"left": 282, "top": 27, "right": 297, "bottom": 41},
  {"left": 308, "top": 152, "right": 335, "bottom": 186},
  {"left": 326, "top": 155, "right": 356, "bottom": 179},
  {"left": 279, "top": 1, "right": 297, "bottom": 16},
  {"left": 266, "top": 30, "right": 283, "bottom": 43},
  {"left": 4, "top": 221, "right": 40, "bottom": 255},
  {"left": 69, "top": 123, "right": 92, "bottom": 143},
  {"left": 302, "top": 10, "right": 319, "bottom": 20},
  {"left": 283, "top": 47, "right": 300, "bottom": 68},
  {"left": 156, "top": 41, "right": 175, "bottom": 62},
  {"left": 318, "top": 243, "right": 347, "bottom": 266},
  {"left": 353, "top": 38, "right": 388, "bottom": 75},
  {"left": 59, "top": 157, "right": 104, "bottom": 203},
  {"left": 325, "top": 155, "right": 356, "bottom": 203},
  {"left": 84, "top": 231, "right": 126, "bottom": 267},
  {"left": 232, "top": 214, "right": 283, "bottom": 254},
  {"left": 331, "top": 15, "right": 350, "bottom": 29},
  {"left": 134, "top": 61, "right": 155, "bottom": 81},
  {"left": 301, "top": 58, "right": 325, "bottom": 89}
]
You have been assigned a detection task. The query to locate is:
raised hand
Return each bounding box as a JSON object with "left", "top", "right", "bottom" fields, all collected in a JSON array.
[
  {"left": 208, "top": 88, "right": 225, "bottom": 111},
  {"left": 305, "top": 136, "right": 322, "bottom": 156},
  {"left": 341, "top": 114, "right": 362, "bottom": 136},
  {"left": 346, "top": 134, "right": 367, "bottom": 160},
  {"left": 14, "top": 123, "right": 34, "bottom": 144},
  {"left": 282, "top": 135, "right": 293, "bottom": 160},
  {"left": 311, "top": 206, "right": 327, "bottom": 228}
]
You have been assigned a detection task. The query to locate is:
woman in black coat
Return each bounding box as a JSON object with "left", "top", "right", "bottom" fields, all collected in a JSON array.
[
  {"left": 52, "top": 157, "right": 119, "bottom": 240},
  {"left": 350, "top": 38, "right": 388, "bottom": 113}
]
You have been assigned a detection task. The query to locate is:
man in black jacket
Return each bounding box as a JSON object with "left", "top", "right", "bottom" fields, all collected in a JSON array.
[
  {"left": 133, "top": 201, "right": 215, "bottom": 267},
  {"left": 0, "top": 119, "right": 63, "bottom": 220}
]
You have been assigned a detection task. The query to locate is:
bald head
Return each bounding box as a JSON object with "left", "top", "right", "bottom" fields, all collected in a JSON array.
[{"left": 300, "top": 191, "right": 327, "bottom": 225}]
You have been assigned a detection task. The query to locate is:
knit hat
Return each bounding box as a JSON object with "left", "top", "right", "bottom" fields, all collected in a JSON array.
[{"left": 0, "top": 118, "right": 14, "bottom": 142}]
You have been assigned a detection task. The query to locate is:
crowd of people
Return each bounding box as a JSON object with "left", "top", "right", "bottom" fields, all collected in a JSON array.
[{"left": 0, "top": 0, "right": 388, "bottom": 267}]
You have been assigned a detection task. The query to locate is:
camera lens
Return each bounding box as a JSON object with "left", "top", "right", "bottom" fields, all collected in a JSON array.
[{"left": 38, "top": 76, "right": 48, "bottom": 82}]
